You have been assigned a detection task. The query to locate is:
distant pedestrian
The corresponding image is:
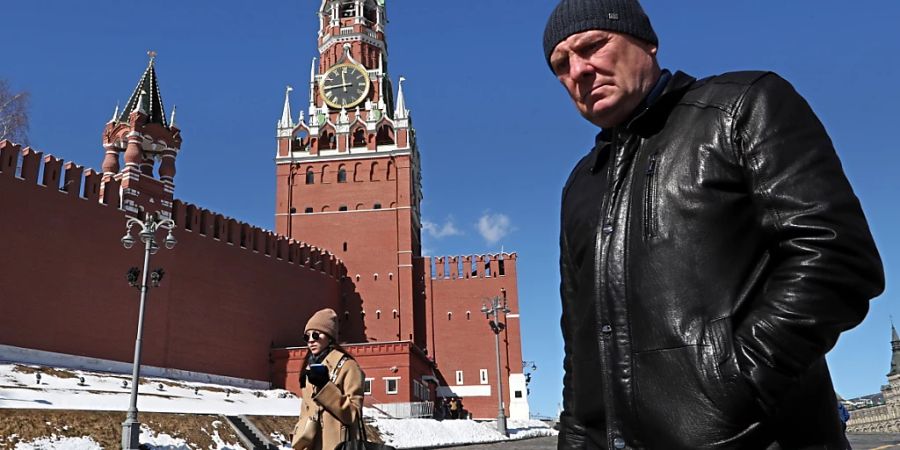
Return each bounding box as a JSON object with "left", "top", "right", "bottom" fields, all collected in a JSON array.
[
  {"left": 292, "top": 308, "right": 365, "bottom": 450},
  {"left": 838, "top": 401, "right": 852, "bottom": 449},
  {"left": 449, "top": 397, "right": 460, "bottom": 420}
]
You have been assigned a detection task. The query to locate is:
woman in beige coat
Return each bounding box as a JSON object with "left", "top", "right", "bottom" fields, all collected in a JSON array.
[{"left": 292, "top": 308, "right": 365, "bottom": 450}]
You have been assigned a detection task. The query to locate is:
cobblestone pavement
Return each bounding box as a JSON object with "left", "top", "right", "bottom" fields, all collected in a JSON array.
[
  {"left": 439, "top": 434, "right": 900, "bottom": 449},
  {"left": 849, "top": 433, "right": 900, "bottom": 449},
  {"left": 440, "top": 436, "right": 556, "bottom": 449}
]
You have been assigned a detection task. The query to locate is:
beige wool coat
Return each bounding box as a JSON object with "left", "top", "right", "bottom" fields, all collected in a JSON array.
[{"left": 292, "top": 349, "right": 365, "bottom": 450}]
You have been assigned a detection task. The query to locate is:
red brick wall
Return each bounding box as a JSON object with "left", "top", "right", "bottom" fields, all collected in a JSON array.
[
  {"left": 427, "top": 254, "right": 525, "bottom": 419},
  {"left": 274, "top": 155, "right": 422, "bottom": 347},
  {"left": 272, "top": 341, "right": 435, "bottom": 406},
  {"left": 0, "top": 143, "right": 343, "bottom": 382}
]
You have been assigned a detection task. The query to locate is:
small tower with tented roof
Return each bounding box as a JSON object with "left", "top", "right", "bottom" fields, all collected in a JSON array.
[
  {"left": 101, "top": 51, "right": 182, "bottom": 219},
  {"left": 889, "top": 323, "right": 900, "bottom": 378}
]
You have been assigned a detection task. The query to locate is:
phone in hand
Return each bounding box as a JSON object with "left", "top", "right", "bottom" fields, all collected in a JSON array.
[{"left": 309, "top": 363, "right": 328, "bottom": 376}]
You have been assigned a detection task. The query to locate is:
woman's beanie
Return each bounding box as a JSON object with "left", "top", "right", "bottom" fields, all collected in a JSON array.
[
  {"left": 305, "top": 308, "right": 339, "bottom": 339},
  {"left": 543, "top": 0, "right": 658, "bottom": 68}
]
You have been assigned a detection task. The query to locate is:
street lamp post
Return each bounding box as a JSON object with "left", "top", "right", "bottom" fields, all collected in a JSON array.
[
  {"left": 481, "top": 289, "right": 511, "bottom": 436},
  {"left": 120, "top": 213, "right": 176, "bottom": 450}
]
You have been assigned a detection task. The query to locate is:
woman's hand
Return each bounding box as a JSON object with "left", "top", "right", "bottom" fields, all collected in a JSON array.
[{"left": 307, "top": 364, "right": 329, "bottom": 388}]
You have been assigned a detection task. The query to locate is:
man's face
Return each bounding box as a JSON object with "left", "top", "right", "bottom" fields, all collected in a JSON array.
[{"left": 550, "top": 30, "right": 659, "bottom": 128}]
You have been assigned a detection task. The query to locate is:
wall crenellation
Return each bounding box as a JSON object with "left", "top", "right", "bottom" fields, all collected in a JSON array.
[
  {"left": 0, "top": 140, "right": 345, "bottom": 280},
  {"left": 0, "top": 140, "right": 121, "bottom": 206},
  {"left": 429, "top": 253, "right": 517, "bottom": 281},
  {"left": 172, "top": 199, "right": 344, "bottom": 279}
]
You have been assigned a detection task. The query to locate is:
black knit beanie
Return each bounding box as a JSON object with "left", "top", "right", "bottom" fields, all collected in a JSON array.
[{"left": 543, "top": 0, "right": 658, "bottom": 68}]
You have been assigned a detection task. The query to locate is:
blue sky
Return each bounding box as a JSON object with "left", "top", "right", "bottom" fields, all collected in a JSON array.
[{"left": 4, "top": 1, "right": 899, "bottom": 417}]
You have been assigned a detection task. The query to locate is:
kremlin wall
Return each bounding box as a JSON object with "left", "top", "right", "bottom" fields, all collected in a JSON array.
[
  {"left": 0, "top": 0, "right": 529, "bottom": 421},
  {"left": 0, "top": 140, "right": 343, "bottom": 382}
]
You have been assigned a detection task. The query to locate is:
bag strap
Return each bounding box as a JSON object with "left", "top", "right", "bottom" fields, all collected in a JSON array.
[
  {"left": 354, "top": 410, "right": 368, "bottom": 442},
  {"left": 331, "top": 354, "right": 349, "bottom": 383}
]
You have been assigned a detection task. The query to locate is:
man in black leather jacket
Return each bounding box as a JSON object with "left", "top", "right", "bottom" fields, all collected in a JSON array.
[{"left": 544, "top": 1, "right": 885, "bottom": 448}]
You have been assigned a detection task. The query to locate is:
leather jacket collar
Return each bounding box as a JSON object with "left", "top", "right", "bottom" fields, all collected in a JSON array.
[{"left": 591, "top": 71, "right": 696, "bottom": 173}]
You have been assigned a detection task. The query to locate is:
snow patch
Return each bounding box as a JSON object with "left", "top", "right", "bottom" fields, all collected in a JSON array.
[
  {"left": 13, "top": 436, "right": 102, "bottom": 450},
  {"left": 0, "top": 360, "right": 556, "bottom": 449}
]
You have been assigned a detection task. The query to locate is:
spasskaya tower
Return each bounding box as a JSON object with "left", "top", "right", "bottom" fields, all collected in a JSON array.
[{"left": 274, "top": 0, "right": 425, "bottom": 346}]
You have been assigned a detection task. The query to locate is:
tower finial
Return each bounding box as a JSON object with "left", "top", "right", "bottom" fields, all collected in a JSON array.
[
  {"left": 309, "top": 58, "right": 318, "bottom": 109},
  {"left": 148, "top": 50, "right": 157, "bottom": 63},
  {"left": 110, "top": 102, "right": 120, "bottom": 123},
  {"left": 279, "top": 86, "right": 294, "bottom": 129},
  {"left": 169, "top": 105, "right": 177, "bottom": 128},
  {"left": 395, "top": 76, "right": 408, "bottom": 119},
  {"left": 892, "top": 317, "right": 899, "bottom": 342}
]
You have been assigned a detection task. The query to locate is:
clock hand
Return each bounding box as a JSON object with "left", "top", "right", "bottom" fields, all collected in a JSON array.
[
  {"left": 341, "top": 69, "right": 348, "bottom": 92},
  {"left": 325, "top": 83, "right": 352, "bottom": 90}
]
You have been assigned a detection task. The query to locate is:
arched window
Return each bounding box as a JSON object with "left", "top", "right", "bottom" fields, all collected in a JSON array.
[
  {"left": 292, "top": 131, "right": 310, "bottom": 152},
  {"left": 377, "top": 124, "right": 395, "bottom": 145},
  {"left": 363, "top": 2, "right": 377, "bottom": 23},
  {"left": 340, "top": 2, "right": 354, "bottom": 17},
  {"left": 339, "top": 205, "right": 348, "bottom": 211},
  {"left": 320, "top": 129, "right": 336, "bottom": 150},
  {"left": 370, "top": 162, "right": 380, "bottom": 181},
  {"left": 305, "top": 169, "right": 315, "bottom": 185},
  {"left": 338, "top": 166, "right": 347, "bottom": 183},
  {"left": 387, "top": 160, "right": 395, "bottom": 181},
  {"left": 304, "top": 207, "right": 313, "bottom": 214},
  {"left": 321, "top": 165, "right": 329, "bottom": 183},
  {"left": 352, "top": 128, "right": 366, "bottom": 148},
  {"left": 373, "top": 203, "right": 382, "bottom": 209},
  {"left": 353, "top": 162, "right": 362, "bottom": 182}
]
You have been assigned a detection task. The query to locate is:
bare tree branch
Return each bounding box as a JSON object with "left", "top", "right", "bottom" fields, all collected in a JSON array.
[{"left": 0, "top": 79, "right": 30, "bottom": 145}]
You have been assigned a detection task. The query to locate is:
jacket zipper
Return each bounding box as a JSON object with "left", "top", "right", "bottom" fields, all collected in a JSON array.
[
  {"left": 643, "top": 152, "right": 658, "bottom": 239},
  {"left": 597, "top": 132, "right": 623, "bottom": 448}
]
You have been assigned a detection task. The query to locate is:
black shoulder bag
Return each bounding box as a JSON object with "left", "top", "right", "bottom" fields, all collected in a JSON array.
[{"left": 336, "top": 413, "right": 396, "bottom": 450}]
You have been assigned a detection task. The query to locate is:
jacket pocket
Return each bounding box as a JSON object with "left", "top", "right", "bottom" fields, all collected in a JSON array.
[
  {"left": 642, "top": 152, "right": 659, "bottom": 240},
  {"left": 633, "top": 345, "right": 758, "bottom": 448},
  {"left": 703, "top": 316, "right": 760, "bottom": 420}
]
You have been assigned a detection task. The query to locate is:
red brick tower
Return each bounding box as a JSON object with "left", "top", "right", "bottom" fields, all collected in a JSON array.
[
  {"left": 271, "top": 1, "right": 529, "bottom": 419},
  {"left": 101, "top": 52, "right": 182, "bottom": 219},
  {"left": 274, "top": 0, "right": 423, "bottom": 346}
]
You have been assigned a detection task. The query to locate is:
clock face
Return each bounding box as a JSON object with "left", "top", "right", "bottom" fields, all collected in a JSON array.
[{"left": 320, "top": 63, "right": 370, "bottom": 109}]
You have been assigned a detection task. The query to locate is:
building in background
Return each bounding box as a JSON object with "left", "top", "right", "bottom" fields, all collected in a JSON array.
[
  {"left": 270, "top": 0, "right": 527, "bottom": 420},
  {"left": 0, "top": 0, "right": 527, "bottom": 420},
  {"left": 844, "top": 325, "right": 900, "bottom": 432}
]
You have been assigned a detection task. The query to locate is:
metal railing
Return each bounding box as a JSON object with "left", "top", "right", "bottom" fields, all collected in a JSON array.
[{"left": 371, "top": 401, "right": 434, "bottom": 419}]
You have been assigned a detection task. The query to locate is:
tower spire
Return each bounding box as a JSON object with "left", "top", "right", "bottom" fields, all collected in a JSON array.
[
  {"left": 309, "top": 57, "right": 317, "bottom": 111},
  {"left": 889, "top": 321, "right": 900, "bottom": 377},
  {"left": 279, "top": 86, "right": 294, "bottom": 129},
  {"left": 119, "top": 51, "right": 168, "bottom": 127},
  {"left": 109, "top": 102, "right": 120, "bottom": 123},
  {"left": 394, "top": 76, "right": 408, "bottom": 119}
]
